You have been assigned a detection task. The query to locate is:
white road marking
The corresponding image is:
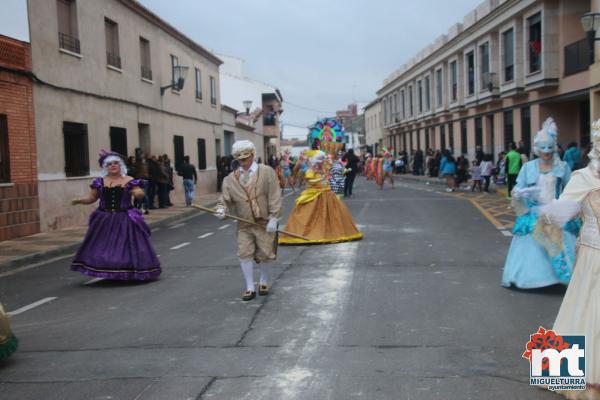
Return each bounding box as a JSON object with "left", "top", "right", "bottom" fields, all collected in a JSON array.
[
  {"left": 501, "top": 230, "right": 513, "bottom": 237},
  {"left": 170, "top": 242, "right": 190, "bottom": 250},
  {"left": 83, "top": 277, "right": 104, "bottom": 285},
  {"left": 8, "top": 297, "right": 58, "bottom": 316},
  {"left": 198, "top": 232, "right": 214, "bottom": 239},
  {"left": 218, "top": 224, "right": 230, "bottom": 230},
  {"left": 151, "top": 228, "right": 160, "bottom": 233},
  {"left": 168, "top": 223, "right": 186, "bottom": 230}
]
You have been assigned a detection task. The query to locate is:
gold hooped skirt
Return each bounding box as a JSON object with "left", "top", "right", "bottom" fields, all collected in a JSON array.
[{"left": 279, "top": 189, "right": 363, "bottom": 245}]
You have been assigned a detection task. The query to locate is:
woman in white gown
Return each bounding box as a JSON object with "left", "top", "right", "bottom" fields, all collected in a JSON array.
[{"left": 550, "top": 119, "right": 600, "bottom": 399}]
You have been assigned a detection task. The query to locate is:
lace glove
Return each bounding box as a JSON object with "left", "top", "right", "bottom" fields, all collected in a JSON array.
[
  {"left": 266, "top": 217, "right": 278, "bottom": 233},
  {"left": 214, "top": 205, "right": 226, "bottom": 220}
]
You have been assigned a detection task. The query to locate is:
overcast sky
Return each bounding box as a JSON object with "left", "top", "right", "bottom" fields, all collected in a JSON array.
[{"left": 1, "top": 0, "right": 482, "bottom": 128}]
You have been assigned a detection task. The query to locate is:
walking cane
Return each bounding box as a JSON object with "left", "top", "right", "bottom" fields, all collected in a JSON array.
[{"left": 190, "top": 204, "right": 310, "bottom": 241}]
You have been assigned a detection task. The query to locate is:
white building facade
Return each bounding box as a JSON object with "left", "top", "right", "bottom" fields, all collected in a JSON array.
[{"left": 28, "top": 0, "right": 223, "bottom": 231}]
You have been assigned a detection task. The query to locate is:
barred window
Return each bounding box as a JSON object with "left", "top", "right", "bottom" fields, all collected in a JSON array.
[{"left": 57, "top": 0, "right": 80, "bottom": 54}]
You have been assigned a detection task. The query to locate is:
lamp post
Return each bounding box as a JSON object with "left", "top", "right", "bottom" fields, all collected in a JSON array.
[
  {"left": 243, "top": 100, "right": 252, "bottom": 115},
  {"left": 160, "top": 65, "right": 189, "bottom": 96},
  {"left": 581, "top": 12, "right": 600, "bottom": 63}
]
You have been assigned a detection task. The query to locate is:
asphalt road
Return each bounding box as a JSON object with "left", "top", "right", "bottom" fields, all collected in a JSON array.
[{"left": 0, "top": 177, "right": 566, "bottom": 400}]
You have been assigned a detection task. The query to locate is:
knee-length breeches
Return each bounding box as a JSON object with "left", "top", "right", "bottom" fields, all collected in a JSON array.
[{"left": 237, "top": 222, "right": 277, "bottom": 262}]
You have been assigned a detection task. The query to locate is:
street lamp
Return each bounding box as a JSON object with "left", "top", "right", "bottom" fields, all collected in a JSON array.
[
  {"left": 243, "top": 100, "right": 252, "bottom": 115},
  {"left": 160, "top": 65, "right": 189, "bottom": 96},
  {"left": 581, "top": 12, "right": 600, "bottom": 62}
]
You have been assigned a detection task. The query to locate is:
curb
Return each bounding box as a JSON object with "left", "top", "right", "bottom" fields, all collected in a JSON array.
[{"left": 0, "top": 201, "right": 217, "bottom": 273}]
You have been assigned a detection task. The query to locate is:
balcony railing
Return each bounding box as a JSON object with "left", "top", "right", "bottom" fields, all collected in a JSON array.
[
  {"left": 564, "top": 38, "right": 592, "bottom": 77},
  {"left": 107, "top": 52, "right": 121, "bottom": 69},
  {"left": 481, "top": 72, "right": 497, "bottom": 92},
  {"left": 141, "top": 65, "right": 152, "bottom": 81},
  {"left": 58, "top": 32, "right": 80, "bottom": 54},
  {"left": 263, "top": 111, "right": 277, "bottom": 126}
]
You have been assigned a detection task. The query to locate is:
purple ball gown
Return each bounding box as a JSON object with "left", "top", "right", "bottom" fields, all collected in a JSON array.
[{"left": 71, "top": 178, "right": 161, "bottom": 280}]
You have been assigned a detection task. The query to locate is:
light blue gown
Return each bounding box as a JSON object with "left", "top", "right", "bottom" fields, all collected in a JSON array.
[{"left": 501, "top": 159, "right": 579, "bottom": 288}]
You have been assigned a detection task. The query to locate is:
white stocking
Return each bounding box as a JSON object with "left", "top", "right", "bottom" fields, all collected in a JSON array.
[
  {"left": 240, "top": 259, "right": 255, "bottom": 291},
  {"left": 259, "top": 263, "right": 269, "bottom": 285}
]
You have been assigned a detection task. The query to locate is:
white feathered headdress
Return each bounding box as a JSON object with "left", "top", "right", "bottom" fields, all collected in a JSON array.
[{"left": 533, "top": 117, "right": 558, "bottom": 156}]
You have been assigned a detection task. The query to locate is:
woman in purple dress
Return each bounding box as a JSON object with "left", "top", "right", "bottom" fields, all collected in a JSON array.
[{"left": 70, "top": 151, "right": 161, "bottom": 280}]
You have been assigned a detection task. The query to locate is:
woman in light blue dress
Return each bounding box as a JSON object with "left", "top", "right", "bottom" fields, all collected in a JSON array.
[{"left": 501, "top": 118, "right": 579, "bottom": 289}]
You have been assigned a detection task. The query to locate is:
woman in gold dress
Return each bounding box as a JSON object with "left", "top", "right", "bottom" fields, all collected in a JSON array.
[{"left": 279, "top": 151, "right": 363, "bottom": 245}]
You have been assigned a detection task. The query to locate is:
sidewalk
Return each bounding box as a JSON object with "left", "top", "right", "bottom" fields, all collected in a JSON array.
[
  {"left": 0, "top": 193, "right": 220, "bottom": 272},
  {"left": 395, "top": 173, "right": 508, "bottom": 197},
  {"left": 395, "top": 174, "right": 516, "bottom": 229}
]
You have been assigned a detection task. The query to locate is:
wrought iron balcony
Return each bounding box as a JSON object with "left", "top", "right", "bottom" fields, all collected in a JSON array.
[
  {"left": 481, "top": 72, "right": 497, "bottom": 92},
  {"left": 58, "top": 32, "right": 80, "bottom": 54},
  {"left": 141, "top": 66, "right": 152, "bottom": 81},
  {"left": 107, "top": 52, "right": 121, "bottom": 69}
]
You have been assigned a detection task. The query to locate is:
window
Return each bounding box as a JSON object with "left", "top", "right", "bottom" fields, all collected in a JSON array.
[
  {"left": 383, "top": 99, "right": 388, "bottom": 125},
  {"left": 140, "top": 37, "right": 152, "bottom": 80},
  {"left": 173, "top": 135, "right": 184, "bottom": 172},
  {"left": 503, "top": 29, "right": 514, "bottom": 82},
  {"left": 63, "top": 122, "right": 89, "bottom": 177},
  {"left": 210, "top": 76, "right": 217, "bottom": 105},
  {"left": 461, "top": 120, "right": 468, "bottom": 155},
  {"left": 475, "top": 117, "right": 483, "bottom": 148},
  {"left": 409, "top": 85, "right": 414, "bottom": 116},
  {"left": 466, "top": 51, "right": 475, "bottom": 95},
  {"left": 436, "top": 69, "right": 443, "bottom": 108},
  {"left": 57, "top": 0, "right": 79, "bottom": 54},
  {"left": 564, "top": 38, "right": 592, "bottom": 76},
  {"left": 104, "top": 18, "right": 120, "bottom": 69},
  {"left": 109, "top": 127, "right": 127, "bottom": 157},
  {"left": 171, "top": 55, "right": 179, "bottom": 87},
  {"left": 504, "top": 110, "right": 514, "bottom": 150},
  {"left": 521, "top": 106, "right": 531, "bottom": 156},
  {"left": 393, "top": 93, "right": 397, "bottom": 121},
  {"left": 450, "top": 60, "right": 458, "bottom": 102},
  {"left": 0, "top": 115, "right": 9, "bottom": 183},
  {"left": 425, "top": 127, "right": 430, "bottom": 150},
  {"left": 528, "top": 13, "right": 542, "bottom": 73},
  {"left": 417, "top": 80, "right": 423, "bottom": 113},
  {"left": 479, "top": 42, "right": 490, "bottom": 91},
  {"left": 448, "top": 123, "right": 454, "bottom": 152},
  {"left": 416, "top": 129, "right": 421, "bottom": 150},
  {"left": 424, "top": 76, "right": 431, "bottom": 111},
  {"left": 197, "top": 138, "right": 207, "bottom": 170},
  {"left": 400, "top": 90, "right": 405, "bottom": 119},
  {"left": 195, "top": 68, "right": 202, "bottom": 100}
]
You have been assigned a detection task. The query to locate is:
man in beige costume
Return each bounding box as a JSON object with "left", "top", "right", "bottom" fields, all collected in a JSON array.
[{"left": 215, "top": 140, "right": 282, "bottom": 301}]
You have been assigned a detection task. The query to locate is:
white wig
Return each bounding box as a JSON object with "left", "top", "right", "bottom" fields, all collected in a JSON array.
[
  {"left": 232, "top": 140, "right": 256, "bottom": 159},
  {"left": 101, "top": 155, "right": 127, "bottom": 177}
]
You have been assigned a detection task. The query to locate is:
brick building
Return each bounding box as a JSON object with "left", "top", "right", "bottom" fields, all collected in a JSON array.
[{"left": 0, "top": 34, "right": 39, "bottom": 241}]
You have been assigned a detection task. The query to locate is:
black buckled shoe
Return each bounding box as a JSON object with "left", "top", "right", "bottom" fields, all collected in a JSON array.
[
  {"left": 242, "top": 290, "right": 256, "bottom": 301},
  {"left": 258, "top": 284, "right": 269, "bottom": 296}
]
